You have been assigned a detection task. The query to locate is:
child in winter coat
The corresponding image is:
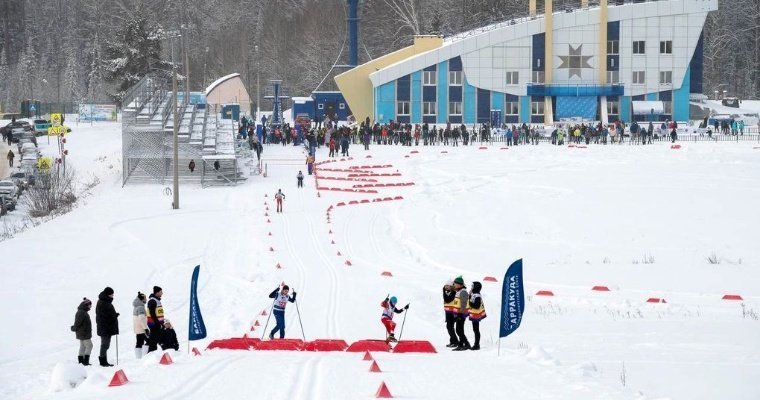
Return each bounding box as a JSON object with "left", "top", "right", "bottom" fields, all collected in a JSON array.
[
  {"left": 268, "top": 285, "right": 297, "bottom": 339},
  {"left": 160, "top": 320, "right": 180, "bottom": 351},
  {"left": 133, "top": 292, "right": 150, "bottom": 359},
  {"left": 468, "top": 281, "right": 487, "bottom": 351},
  {"left": 71, "top": 298, "right": 93, "bottom": 365},
  {"left": 380, "top": 296, "right": 408, "bottom": 342}
]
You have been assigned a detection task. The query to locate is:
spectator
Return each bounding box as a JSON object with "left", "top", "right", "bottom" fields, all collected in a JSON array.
[
  {"left": 133, "top": 292, "right": 149, "bottom": 359},
  {"left": 71, "top": 297, "right": 93, "bottom": 366},
  {"left": 188, "top": 159, "right": 196, "bottom": 173},
  {"left": 95, "top": 287, "right": 119, "bottom": 367},
  {"left": 160, "top": 320, "right": 180, "bottom": 351}
]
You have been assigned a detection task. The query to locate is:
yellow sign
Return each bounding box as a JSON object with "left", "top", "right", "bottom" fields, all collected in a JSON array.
[
  {"left": 38, "top": 157, "right": 52, "bottom": 171},
  {"left": 47, "top": 126, "right": 65, "bottom": 136},
  {"left": 51, "top": 113, "right": 62, "bottom": 126}
]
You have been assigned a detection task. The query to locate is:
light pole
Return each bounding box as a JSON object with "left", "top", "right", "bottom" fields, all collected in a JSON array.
[
  {"left": 255, "top": 44, "right": 260, "bottom": 121},
  {"left": 168, "top": 31, "right": 181, "bottom": 210}
]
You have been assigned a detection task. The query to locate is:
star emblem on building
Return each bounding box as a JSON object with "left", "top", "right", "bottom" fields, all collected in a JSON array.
[{"left": 557, "top": 44, "right": 593, "bottom": 79}]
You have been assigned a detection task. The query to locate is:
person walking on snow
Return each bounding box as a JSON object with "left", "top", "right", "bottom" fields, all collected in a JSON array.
[
  {"left": 381, "top": 295, "right": 408, "bottom": 342},
  {"left": 7, "top": 150, "right": 15, "bottom": 168},
  {"left": 95, "top": 287, "right": 119, "bottom": 366},
  {"left": 132, "top": 292, "right": 150, "bottom": 359},
  {"left": 146, "top": 286, "right": 165, "bottom": 353},
  {"left": 443, "top": 281, "right": 459, "bottom": 348},
  {"left": 71, "top": 297, "right": 93, "bottom": 366},
  {"left": 275, "top": 189, "right": 286, "bottom": 213},
  {"left": 297, "top": 171, "right": 304, "bottom": 188},
  {"left": 452, "top": 276, "right": 471, "bottom": 351},
  {"left": 268, "top": 285, "right": 297, "bottom": 339},
  {"left": 468, "top": 281, "right": 486, "bottom": 351}
]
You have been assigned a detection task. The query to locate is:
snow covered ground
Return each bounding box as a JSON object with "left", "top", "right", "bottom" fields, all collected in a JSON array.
[{"left": 0, "top": 120, "right": 759, "bottom": 400}]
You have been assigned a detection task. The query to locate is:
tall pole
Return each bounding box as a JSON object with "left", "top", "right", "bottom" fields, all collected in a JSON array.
[
  {"left": 183, "top": 26, "right": 190, "bottom": 104},
  {"left": 255, "top": 45, "right": 260, "bottom": 120},
  {"left": 172, "top": 36, "right": 180, "bottom": 210}
]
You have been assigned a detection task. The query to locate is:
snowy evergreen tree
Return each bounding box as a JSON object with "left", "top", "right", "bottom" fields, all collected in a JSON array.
[{"left": 103, "top": 15, "right": 168, "bottom": 105}]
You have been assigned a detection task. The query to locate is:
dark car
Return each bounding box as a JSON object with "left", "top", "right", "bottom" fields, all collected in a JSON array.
[
  {"left": 0, "top": 195, "right": 17, "bottom": 213},
  {"left": 9, "top": 171, "right": 35, "bottom": 188},
  {"left": 1, "top": 121, "right": 33, "bottom": 142}
]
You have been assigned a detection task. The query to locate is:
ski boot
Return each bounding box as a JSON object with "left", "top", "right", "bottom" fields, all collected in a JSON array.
[{"left": 386, "top": 333, "right": 398, "bottom": 343}]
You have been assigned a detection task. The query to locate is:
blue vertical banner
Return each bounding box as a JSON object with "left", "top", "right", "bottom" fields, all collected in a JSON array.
[
  {"left": 500, "top": 259, "right": 525, "bottom": 338},
  {"left": 188, "top": 265, "right": 207, "bottom": 341}
]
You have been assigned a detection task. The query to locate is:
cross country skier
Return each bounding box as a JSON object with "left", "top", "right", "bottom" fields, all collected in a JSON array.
[
  {"left": 380, "top": 295, "right": 408, "bottom": 343},
  {"left": 268, "top": 285, "right": 297, "bottom": 339},
  {"left": 275, "top": 189, "right": 286, "bottom": 213},
  {"left": 296, "top": 171, "right": 304, "bottom": 188}
]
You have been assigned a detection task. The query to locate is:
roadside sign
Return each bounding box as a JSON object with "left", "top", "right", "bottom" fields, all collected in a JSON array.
[
  {"left": 38, "top": 157, "right": 52, "bottom": 171},
  {"left": 47, "top": 125, "right": 68, "bottom": 136},
  {"left": 51, "top": 113, "right": 62, "bottom": 126}
]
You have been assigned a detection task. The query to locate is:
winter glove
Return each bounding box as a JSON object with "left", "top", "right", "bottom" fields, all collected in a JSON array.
[
  {"left": 404, "top": 304, "right": 409, "bottom": 310},
  {"left": 144, "top": 329, "right": 150, "bottom": 338},
  {"left": 70, "top": 325, "right": 75, "bottom": 332}
]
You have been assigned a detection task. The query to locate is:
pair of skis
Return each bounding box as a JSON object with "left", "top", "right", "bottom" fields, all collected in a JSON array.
[{"left": 385, "top": 303, "right": 410, "bottom": 349}]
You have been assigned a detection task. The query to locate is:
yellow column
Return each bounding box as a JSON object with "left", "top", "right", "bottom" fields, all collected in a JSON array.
[
  {"left": 599, "top": 0, "right": 608, "bottom": 84},
  {"left": 544, "top": 0, "right": 554, "bottom": 124},
  {"left": 530, "top": 0, "right": 536, "bottom": 16}
]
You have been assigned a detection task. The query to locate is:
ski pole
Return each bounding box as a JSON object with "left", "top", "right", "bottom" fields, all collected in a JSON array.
[
  {"left": 397, "top": 304, "right": 410, "bottom": 342},
  {"left": 115, "top": 335, "right": 119, "bottom": 366},
  {"left": 294, "top": 296, "right": 306, "bottom": 341},
  {"left": 260, "top": 296, "right": 278, "bottom": 340}
]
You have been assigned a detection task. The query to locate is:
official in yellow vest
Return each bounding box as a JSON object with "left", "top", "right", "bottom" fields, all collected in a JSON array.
[
  {"left": 146, "top": 286, "right": 165, "bottom": 353},
  {"left": 443, "top": 280, "right": 459, "bottom": 347},
  {"left": 468, "top": 281, "right": 486, "bottom": 351}
]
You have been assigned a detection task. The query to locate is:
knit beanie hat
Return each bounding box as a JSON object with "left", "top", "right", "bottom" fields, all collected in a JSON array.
[
  {"left": 153, "top": 286, "right": 162, "bottom": 294},
  {"left": 454, "top": 276, "right": 465, "bottom": 286},
  {"left": 472, "top": 281, "right": 482, "bottom": 294},
  {"left": 103, "top": 287, "right": 114, "bottom": 296}
]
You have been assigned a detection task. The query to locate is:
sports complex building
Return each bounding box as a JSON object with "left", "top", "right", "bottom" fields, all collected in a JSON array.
[{"left": 335, "top": 0, "right": 718, "bottom": 126}]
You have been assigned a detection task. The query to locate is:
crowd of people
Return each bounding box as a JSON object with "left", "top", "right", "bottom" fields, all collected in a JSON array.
[{"left": 71, "top": 286, "right": 179, "bottom": 367}]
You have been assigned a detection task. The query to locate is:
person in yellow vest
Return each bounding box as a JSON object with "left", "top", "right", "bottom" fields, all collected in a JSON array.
[
  {"left": 452, "top": 276, "right": 471, "bottom": 351},
  {"left": 146, "top": 286, "right": 165, "bottom": 353},
  {"left": 443, "top": 280, "right": 459, "bottom": 348},
  {"left": 468, "top": 281, "right": 486, "bottom": 351}
]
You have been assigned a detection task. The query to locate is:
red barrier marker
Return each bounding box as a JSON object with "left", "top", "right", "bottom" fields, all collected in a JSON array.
[
  {"left": 261, "top": 310, "right": 268, "bottom": 316},
  {"left": 108, "top": 369, "right": 129, "bottom": 387},
  {"left": 479, "top": 146, "right": 487, "bottom": 150},
  {"left": 381, "top": 271, "right": 393, "bottom": 277},
  {"left": 369, "top": 360, "right": 382, "bottom": 372},
  {"left": 410, "top": 150, "right": 419, "bottom": 154},
  {"left": 375, "top": 382, "right": 393, "bottom": 398},
  {"left": 671, "top": 144, "right": 681, "bottom": 149},
  {"left": 192, "top": 347, "right": 202, "bottom": 356},
  {"left": 329, "top": 230, "right": 333, "bottom": 234},
  {"left": 366, "top": 155, "right": 372, "bottom": 158},
  {"left": 336, "top": 202, "right": 346, "bottom": 207},
  {"left": 254, "top": 321, "right": 260, "bottom": 326},
  {"left": 363, "top": 351, "right": 374, "bottom": 361},
  {"left": 159, "top": 352, "right": 173, "bottom": 365},
  {"left": 536, "top": 290, "right": 554, "bottom": 296},
  {"left": 345, "top": 260, "right": 353, "bottom": 266},
  {"left": 722, "top": 294, "right": 743, "bottom": 300},
  {"left": 337, "top": 251, "right": 342, "bottom": 256},
  {"left": 331, "top": 240, "right": 336, "bottom": 244},
  {"left": 646, "top": 298, "right": 667, "bottom": 303},
  {"left": 441, "top": 151, "right": 448, "bottom": 154},
  {"left": 269, "top": 247, "right": 274, "bottom": 252},
  {"left": 267, "top": 219, "right": 271, "bottom": 223},
  {"left": 264, "top": 212, "right": 269, "bottom": 217},
  {"left": 276, "top": 263, "right": 282, "bottom": 269},
  {"left": 268, "top": 232, "right": 272, "bottom": 236},
  {"left": 483, "top": 276, "right": 497, "bottom": 282},
  {"left": 592, "top": 286, "right": 611, "bottom": 291}
]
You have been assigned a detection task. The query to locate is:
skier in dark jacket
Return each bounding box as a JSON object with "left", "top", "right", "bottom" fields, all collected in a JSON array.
[
  {"left": 268, "top": 285, "right": 296, "bottom": 339},
  {"left": 71, "top": 298, "right": 93, "bottom": 365},
  {"left": 95, "top": 287, "right": 119, "bottom": 367}
]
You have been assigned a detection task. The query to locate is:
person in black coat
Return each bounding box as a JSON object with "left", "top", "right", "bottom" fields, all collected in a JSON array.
[
  {"left": 160, "top": 320, "right": 180, "bottom": 351},
  {"left": 71, "top": 298, "right": 93, "bottom": 365},
  {"left": 95, "top": 287, "right": 119, "bottom": 367}
]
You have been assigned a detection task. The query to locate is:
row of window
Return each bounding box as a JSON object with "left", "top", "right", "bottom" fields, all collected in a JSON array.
[
  {"left": 396, "top": 100, "right": 672, "bottom": 117},
  {"left": 396, "top": 101, "right": 520, "bottom": 116},
  {"left": 631, "top": 70, "right": 672, "bottom": 85},
  {"left": 608, "top": 40, "right": 673, "bottom": 55},
  {"left": 422, "top": 70, "right": 462, "bottom": 86}
]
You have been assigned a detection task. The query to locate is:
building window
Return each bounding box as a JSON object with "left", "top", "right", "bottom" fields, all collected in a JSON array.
[
  {"left": 449, "top": 101, "right": 462, "bottom": 115},
  {"left": 532, "top": 71, "right": 545, "bottom": 84},
  {"left": 607, "top": 70, "right": 619, "bottom": 84},
  {"left": 607, "top": 100, "right": 620, "bottom": 115},
  {"left": 659, "top": 71, "right": 672, "bottom": 85},
  {"left": 633, "top": 41, "right": 646, "bottom": 55},
  {"left": 663, "top": 101, "right": 672, "bottom": 115},
  {"left": 506, "top": 71, "right": 519, "bottom": 85},
  {"left": 531, "top": 101, "right": 544, "bottom": 116},
  {"left": 339, "top": 103, "right": 345, "bottom": 110},
  {"left": 632, "top": 71, "right": 646, "bottom": 85},
  {"left": 396, "top": 101, "right": 410, "bottom": 115},
  {"left": 449, "top": 71, "right": 463, "bottom": 86},
  {"left": 607, "top": 40, "right": 619, "bottom": 55},
  {"left": 423, "top": 71, "right": 436, "bottom": 86},
  {"left": 423, "top": 102, "right": 436, "bottom": 115},
  {"left": 317, "top": 103, "right": 324, "bottom": 110},
  {"left": 660, "top": 40, "right": 672, "bottom": 54},
  {"left": 506, "top": 101, "right": 519, "bottom": 115}
]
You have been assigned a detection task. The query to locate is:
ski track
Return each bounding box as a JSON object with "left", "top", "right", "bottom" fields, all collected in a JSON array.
[
  {"left": 305, "top": 214, "right": 341, "bottom": 338},
  {"left": 153, "top": 354, "right": 247, "bottom": 400},
  {"left": 280, "top": 208, "right": 309, "bottom": 336}
]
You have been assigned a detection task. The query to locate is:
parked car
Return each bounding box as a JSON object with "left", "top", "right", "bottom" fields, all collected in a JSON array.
[
  {"left": 0, "top": 180, "right": 19, "bottom": 198},
  {"left": 19, "top": 142, "right": 39, "bottom": 157},
  {"left": 0, "top": 195, "right": 17, "bottom": 213},
  {"left": 33, "top": 119, "right": 52, "bottom": 136},
  {"left": 1, "top": 120, "right": 33, "bottom": 137},
  {"left": 8, "top": 171, "right": 34, "bottom": 188}
]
